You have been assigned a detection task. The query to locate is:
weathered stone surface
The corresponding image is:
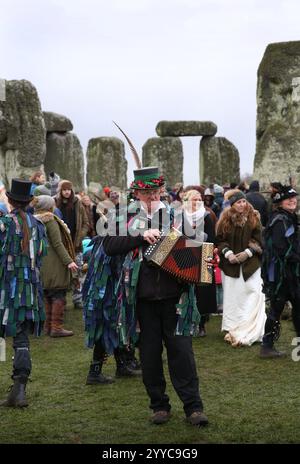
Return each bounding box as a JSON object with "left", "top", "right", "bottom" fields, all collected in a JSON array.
[
  {"left": 0, "top": 109, "right": 6, "bottom": 144},
  {"left": 43, "top": 111, "right": 73, "bottom": 133},
  {"left": 0, "top": 80, "right": 46, "bottom": 185},
  {"left": 200, "top": 136, "right": 240, "bottom": 186},
  {"left": 254, "top": 41, "right": 300, "bottom": 188},
  {"left": 142, "top": 137, "right": 183, "bottom": 187},
  {"left": 44, "top": 132, "right": 85, "bottom": 191},
  {"left": 86, "top": 137, "right": 127, "bottom": 190},
  {"left": 156, "top": 120, "right": 217, "bottom": 137}
]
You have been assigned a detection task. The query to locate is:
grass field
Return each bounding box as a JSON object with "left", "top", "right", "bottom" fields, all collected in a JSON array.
[{"left": 0, "top": 301, "right": 299, "bottom": 444}]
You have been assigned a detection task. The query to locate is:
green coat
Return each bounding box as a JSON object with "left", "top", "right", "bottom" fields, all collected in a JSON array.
[
  {"left": 216, "top": 217, "right": 262, "bottom": 281},
  {"left": 36, "top": 212, "right": 73, "bottom": 290}
]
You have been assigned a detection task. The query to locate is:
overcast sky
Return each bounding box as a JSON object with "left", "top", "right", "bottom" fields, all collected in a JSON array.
[{"left": 1, "top": 0, "right": 300, "bottom": 185}]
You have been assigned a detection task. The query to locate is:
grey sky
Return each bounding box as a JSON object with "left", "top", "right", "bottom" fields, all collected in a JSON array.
[{"left": 1, "top": 0, "right": 300, "bottom": 185}]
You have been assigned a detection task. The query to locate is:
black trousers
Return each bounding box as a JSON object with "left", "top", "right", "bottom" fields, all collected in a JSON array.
[
  {"left": 269, "top": 283, "right": 300, "bottom": 336},
  {"left": 12, "top": 320, "right": 32, "bottom": 379},
  {"left": 136, "top": 297, "right": 203, "bottom": 417},
  {"left": 263, "top": 282, "right": 300, "bottom": 346}
]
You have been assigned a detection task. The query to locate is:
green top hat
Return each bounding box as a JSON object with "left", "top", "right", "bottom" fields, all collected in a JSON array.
[{"left": 130, "top": 167, "right": 165, "bottom": 190}]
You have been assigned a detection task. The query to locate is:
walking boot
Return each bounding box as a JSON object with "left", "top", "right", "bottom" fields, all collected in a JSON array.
[
  {"left": 260, "top": 345, "right": 286, "bottom": 358},
  {"left": 86, "top": 361, "right": 115, "bottom": 385},
  {"left": 0, "top": 376, "right": 28, "bottom": 408},
  {"left": 125, "top": 346, "right": 142, "bottom": 374},
  {"left": 260, "top": 319, "right": 285, "bottom": 358},
  {"left": 50, "top": 298, "right": 74, "bottom": 337},
  {"left": 114, "top": 348, "right": 141, "bottom": 377}
]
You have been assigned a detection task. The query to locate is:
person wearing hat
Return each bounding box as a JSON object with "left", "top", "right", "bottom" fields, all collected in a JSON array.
[
  {"left": 246, "top": 180, "right": 269, "bottom": 227},
  {"left": 215, "top": 189, "right": 266, "bottom": 347},
  {"left": 33, "top": 195, "right": 78, "bottom": 337},
  {"left": 0, "top": 179, "right": 48, "bottom": 408},
  {"left": 260, "top": 185, "right": 300, "bottom": 358},
  {"left": 55, "top": 180, "right": 89, "bottom": 309},
  {"left": 203, "top": 188, "right": 221, "bottom": 218},
  {"left": 102, "top": 167, "right": 208, "bottom": 427}
]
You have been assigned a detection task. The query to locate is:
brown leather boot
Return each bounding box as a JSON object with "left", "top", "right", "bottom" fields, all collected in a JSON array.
[
  {"left": 44, "top": 296, "right": 52, "bottom": 335},
  {"left": 50, "top": 298, "right": 74, "bottom": 338}
]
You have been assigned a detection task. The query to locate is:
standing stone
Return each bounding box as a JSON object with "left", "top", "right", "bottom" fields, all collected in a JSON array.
[
  {"left": 200, "top": 136, "right": 240, "bottom": 186},
  {"left": 254, "top": 41, "right": 300, "bottom": 188},
  {"left": 156, "top": 120, "right": 217, "bottom": 137},
  {"left": 43, "top": 111, "right": 73, "bottom": 132},
  {"left": 0, "top": 79, "right": 46, "bottom": 186},
  {"left": 142, "top": 137, "right": 183, "bottom": 187},
  {"left": 86, "top": 137, "right": 127, "bottom": 190},
  {"left": 44, "top": 132, "right": 85, "bottom": 191}
]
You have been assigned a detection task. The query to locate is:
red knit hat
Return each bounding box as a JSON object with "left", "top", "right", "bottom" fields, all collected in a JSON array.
[{"left": 103, "top": 186, "right": 111, "bottom": 195}]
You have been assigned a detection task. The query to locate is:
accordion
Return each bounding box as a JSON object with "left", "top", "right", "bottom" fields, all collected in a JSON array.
[{"left": 144, "top": 228, "right": 214, "bottom": 284}]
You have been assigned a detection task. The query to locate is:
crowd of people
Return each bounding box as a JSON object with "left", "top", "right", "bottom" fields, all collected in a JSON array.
[{"left": 0, "top": 169, "right": 299, "bottom": 429}]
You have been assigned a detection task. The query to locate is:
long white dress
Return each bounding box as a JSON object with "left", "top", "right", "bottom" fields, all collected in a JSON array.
[{"left": 221, "top": 268, "right": 266, "bottom": 346}]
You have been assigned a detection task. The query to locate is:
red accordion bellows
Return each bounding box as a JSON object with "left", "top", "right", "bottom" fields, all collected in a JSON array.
[{"left": 144, "top": 229, "right": 213, "bottom": 284}]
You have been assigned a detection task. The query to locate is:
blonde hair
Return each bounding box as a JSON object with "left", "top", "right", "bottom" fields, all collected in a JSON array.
[{"left": 183, "top": 189, "right": 202, "bottom": 202}]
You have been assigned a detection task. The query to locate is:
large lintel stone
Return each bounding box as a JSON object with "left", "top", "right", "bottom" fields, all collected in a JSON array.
[{"left": 156, "top": 120, "right": 217, "bottom": 137}]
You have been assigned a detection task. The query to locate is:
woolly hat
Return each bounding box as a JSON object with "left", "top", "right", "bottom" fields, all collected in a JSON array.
[
  {"left": 225, "top": 189, "right": 246, "bottom": 206},
  {"left": 213, "top": 184, "right": 224, "bottom": 194},
  {"left": 103, "top": 186, "right": 111, "bottom": 195},
  {"left": 249, "top": 180, "right": 260, "bottom": 192},
  {"left": 33, "top": 195, "right": 55, "bottom": 211},
  {"left": 33, "top": 184, "right": 51, "bottom": 196},
  {"left": 272, "top": 185, "right": 298, "bottom": 204},
  {"left": 59, "top": 180, "right": 73, "bottom": 191}
]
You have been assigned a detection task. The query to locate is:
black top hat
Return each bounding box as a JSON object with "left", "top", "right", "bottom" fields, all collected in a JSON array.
[{"left": 6, "top": 178, "right": 33, "bottom": 203}]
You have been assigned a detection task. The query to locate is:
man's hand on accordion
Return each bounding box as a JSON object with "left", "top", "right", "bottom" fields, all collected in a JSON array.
[{"left": 143, "top": 229, "right": 161, "bottom": 244}]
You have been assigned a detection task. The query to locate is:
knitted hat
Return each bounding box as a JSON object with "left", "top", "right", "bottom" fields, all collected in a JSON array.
[
  {"left": 33, "top": 184, "right": 51, "bottom": 196},
  {"left": 103, "top": 186, "right": 111, "bottom": 195},
  {"left": 130, "top": 167, "right": 165, "bottom": 190},
  {"left": 59, "top": 180, "right": 73, "bottom": 191},
  {"left": 272, "top": 185, "right": 298, "bottom": 204},
  {"left": 33, "top": 195, "right": 55, "bottom": 211},
  {"left": 226, "top": 189, "right": 246, "bottom": 206},
  {"left": 213, "top": 184, "right": 224, "bottom": 194}
]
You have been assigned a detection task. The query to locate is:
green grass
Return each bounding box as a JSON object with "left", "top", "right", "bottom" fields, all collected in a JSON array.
[{"left": 0, "top": 302, "right": 300, "bottom": 444}]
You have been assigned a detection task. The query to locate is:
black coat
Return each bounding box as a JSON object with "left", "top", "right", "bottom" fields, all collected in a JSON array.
[
  {"left": 246, "top": 191, "right": 269, "bottom": 226},
  {"left": 262, "top": 208, "right": 300, "bottom": 298},
  {"left": 103, "top": 206, "right": 184, "bottom": 301}
]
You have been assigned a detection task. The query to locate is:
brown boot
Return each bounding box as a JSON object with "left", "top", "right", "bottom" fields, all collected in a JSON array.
[
  {"left": 50, "top": 298, "right": 74, "bottom": 338},
  {"left": 44, "top": 296, "right": 52, "bottom": 335}
]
